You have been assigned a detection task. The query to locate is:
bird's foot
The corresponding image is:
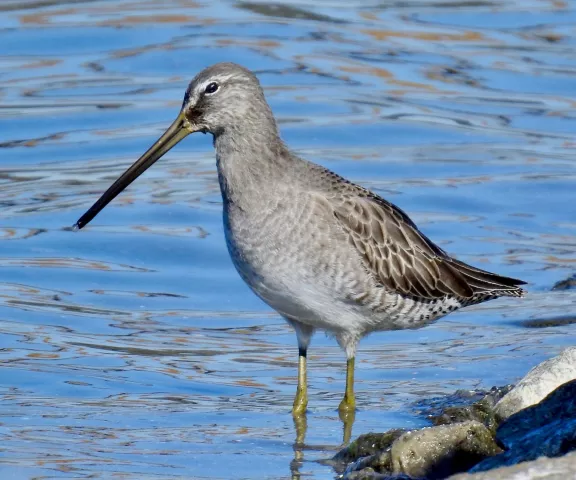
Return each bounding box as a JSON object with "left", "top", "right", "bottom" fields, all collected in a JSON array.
[
  {"left": 292, "top": 388, "right": 308, "bottom": 416},
  {"left": 338, "top": 394, "right": 356, "bottom": 416}
]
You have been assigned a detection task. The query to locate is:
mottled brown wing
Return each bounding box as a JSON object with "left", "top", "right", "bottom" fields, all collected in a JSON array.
[{"left": 333, "top": 194, "right": 474, "bottom": 299}]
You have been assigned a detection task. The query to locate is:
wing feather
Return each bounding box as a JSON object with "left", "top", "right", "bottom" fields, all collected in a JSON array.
[
  {"left": 311, "top": 164, "right": 525, "bottom": 299},
  {"left": 334, "top": 196, "right": 474, "bottom": 299}
]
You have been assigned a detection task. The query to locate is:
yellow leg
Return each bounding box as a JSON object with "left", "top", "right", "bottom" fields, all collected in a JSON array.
[
  {"left": 338, "top": 357, "right": 356, "bottom": 414},
  {"left": 292, "top": 348, "right": 308, "bottom": 416}
]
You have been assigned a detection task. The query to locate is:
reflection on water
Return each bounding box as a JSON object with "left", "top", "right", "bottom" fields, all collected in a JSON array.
[{"left": 0, "top": 0, "right": 575, "bottom": 478}]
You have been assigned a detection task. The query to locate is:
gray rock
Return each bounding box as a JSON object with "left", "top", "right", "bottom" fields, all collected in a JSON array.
[
  {"left": 494, "top": 347, "right": 576, "bottom": 420},
  {"left": 342, "top": 421, "right": 501, "bottom": 480},
  {"left": 497, "top": 379, "right": 576, "bottom": 449},
  {"left": 333, "top": 429, "right": 406, "bottom": 464},
  {"left": 473, "top": 418, "right": 576, "bottom": 472},
  {"left": 448, "top": 450, "right": 576, "bottom": 479},
  {"left": 339, "top": 350, "right": 576, "bottom": 479},
  {"left": 417, "top": 387, "right": 511, "bottom": 434},
  {"left": 390, "top": 421, "right": 501, "bottom": 479},
  {"left": 470, "top": 380, "right": 576, "bottom": 473},
  {"left": 344, "top": 470, "right": 413, "bottom": 480},
  {"left": 517, "top": 315, "right": 576, "bottom": 329},
  {"left": 342, "top": 446, "right": 397, "bottom": 478},
  {"left": 552, "top": 274, "right": 576, "bottom": 290}
]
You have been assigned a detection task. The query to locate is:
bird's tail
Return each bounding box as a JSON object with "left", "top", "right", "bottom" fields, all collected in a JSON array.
[{"left": 450, "top": 258, "right": 526, "bottom": 297}]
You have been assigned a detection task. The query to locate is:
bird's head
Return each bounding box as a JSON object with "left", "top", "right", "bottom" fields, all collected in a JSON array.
[{"left": 74, "top": 62, "right": 271, "bottom": 229}]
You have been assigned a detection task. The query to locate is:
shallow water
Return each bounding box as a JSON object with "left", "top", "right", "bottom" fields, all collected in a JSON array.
[{"left": 0, "top": 0, "right": 575, "bottom": 478}]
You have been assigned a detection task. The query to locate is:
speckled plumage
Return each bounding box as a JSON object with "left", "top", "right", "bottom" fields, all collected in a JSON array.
[
  {"left": 75, "top": 62, "right": 526, "bottom": 413},
  {"left": 220, "top": 147, "right": 524, "bottom": 357}
]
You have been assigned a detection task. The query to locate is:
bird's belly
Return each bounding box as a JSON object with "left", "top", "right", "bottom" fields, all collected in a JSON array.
[
  {"left": 249, "top": 272, "right": 378, "bottom": 334},
  {"left": 226, "top": 251, "right": 400, "bottom": 338},
  {"left": 222, "top": 207, "right": 459, "bottom": 336},
  {"left": 228, "top": 235, "right": 461, "bottom": 335},
  {"left": 223, "top": 216, "right": 369, "bottom": 333},
  {"left": 230, "top": 248, "right": 343, "bottom": 329}
]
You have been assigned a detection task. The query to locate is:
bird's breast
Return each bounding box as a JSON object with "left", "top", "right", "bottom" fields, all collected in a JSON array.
[
  {"left": 220, "top": 194, "right": 379, "bottom": 327},
  {"left": 222, "top": 197, "right": 302, "bottom": 287}
]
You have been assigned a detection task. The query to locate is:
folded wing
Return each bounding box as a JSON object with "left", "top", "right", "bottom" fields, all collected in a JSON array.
[{"left": 333, "top": 193, "right": 525, "bottom": 299}]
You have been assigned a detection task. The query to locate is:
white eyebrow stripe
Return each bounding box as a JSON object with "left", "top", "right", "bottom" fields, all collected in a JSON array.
[
  {"left": 183, "top": 73, "right": 240, "bottom": 108},
  {"left": 198, "top": 73, "right": 241, "bottom": 91}
]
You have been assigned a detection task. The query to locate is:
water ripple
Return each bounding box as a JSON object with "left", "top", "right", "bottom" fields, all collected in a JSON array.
[{"left": 0, "top": 0, "right": 574, "bottom": 478}]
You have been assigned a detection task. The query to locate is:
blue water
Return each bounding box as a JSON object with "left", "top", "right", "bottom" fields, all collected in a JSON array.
[{"left": 0, "top": 1, "right": 574, "bottom": 478}]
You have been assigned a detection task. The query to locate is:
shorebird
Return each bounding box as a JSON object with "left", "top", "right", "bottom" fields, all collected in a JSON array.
[{"left": 75, "top": 62, "right": 526, "bottom": 416}]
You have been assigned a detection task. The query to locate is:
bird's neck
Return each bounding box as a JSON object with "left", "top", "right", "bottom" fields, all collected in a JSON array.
[{"left": 213, "top": 126, "right": 293, "bottom": 205}]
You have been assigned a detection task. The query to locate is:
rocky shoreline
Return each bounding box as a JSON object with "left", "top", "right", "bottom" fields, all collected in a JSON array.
[{"left": 333, "top": 347, "right": 576, "bottom": 479}]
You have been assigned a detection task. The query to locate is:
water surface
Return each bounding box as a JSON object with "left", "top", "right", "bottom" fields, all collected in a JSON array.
[{"left": 0, "top": 0, "right": 575, "bottom": 478}]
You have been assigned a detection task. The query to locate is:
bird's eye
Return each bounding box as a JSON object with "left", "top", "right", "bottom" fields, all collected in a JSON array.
[{"left": 204, "top": 82, "right": 219, "bottom": 95}]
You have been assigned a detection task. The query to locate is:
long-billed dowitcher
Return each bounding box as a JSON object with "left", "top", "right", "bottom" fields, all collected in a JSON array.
[{"left": 75, "top": 62, "right": 526, "bottom": 416}]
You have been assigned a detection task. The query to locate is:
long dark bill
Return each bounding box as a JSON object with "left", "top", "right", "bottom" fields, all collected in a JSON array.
[{"left": 74, "top": 112, "right": 193, "bottom": 230}]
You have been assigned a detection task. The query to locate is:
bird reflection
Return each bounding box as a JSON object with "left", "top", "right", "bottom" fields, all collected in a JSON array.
[
  {"left": 290, "top": 414, "right": 307, "bottom": 479},
  {"left": 339, "top": 409, "right": 355, "bottom": 445},
  {"left": 290, "top": 409, "right": 356, "bottom": 479}
]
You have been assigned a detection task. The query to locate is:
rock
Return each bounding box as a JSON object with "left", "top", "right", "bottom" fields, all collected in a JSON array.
[
  {"left": 333, "top": 429, "right": 406, "bottom": 464},
  {"left": 473, "top": 418, "right": 576, "bottom": 472},
  {"left": 417, "top": 387, "right": 511, "bottom": 434},
  {"left": 494, "top": 347, "right": 576, "bottom": 420},
  {"left": 497, "top": 379, "right": 576, "bottom": 449},
  {"left": 344, "top": 469, "right": 413, "bottom": 480},
  {"left": 448, "top": 450, "right": 576, "bottom": 479},
  {"left": 342, "top": 421, "right": 501, "bottom": 480},
  {"left": 552, "top": 274, "right": 576, "bottom": 290},
  {"left": 390, "top": 421, "right": 501, "bottom": 479},
  {"left": 517, "top": 315, "right": 576, "bottom": 329},
  {"left": 341, "top": 445, "right": 396, "bottom": 478},
  {"left": 338, "top": 349, "right": 576, "bottom": 479},
  {"left": 470, "top": 380, "right": 576, "bottom": 473}
]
